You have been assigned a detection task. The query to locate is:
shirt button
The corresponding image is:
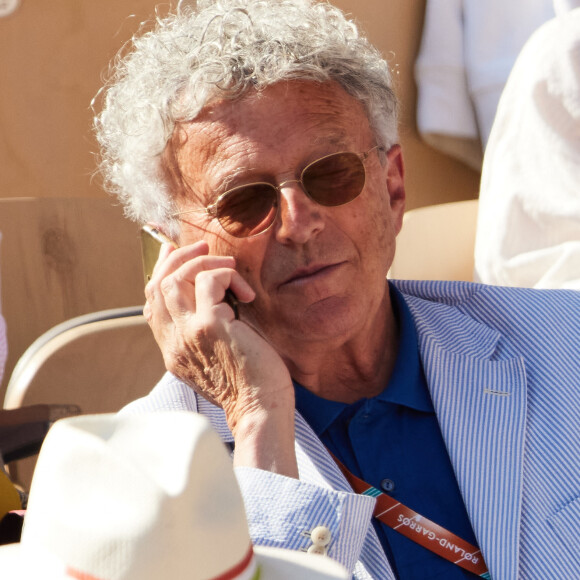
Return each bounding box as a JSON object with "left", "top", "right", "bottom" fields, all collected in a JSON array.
[
  {"left": 381, "top": 478, "right": 396, "bottom": 493},
  {"left": 310, "top": 526, "right": 331, "bottom": 546},
  {"left": 307, "top": 544, "right": 328, "bottom": 555}
]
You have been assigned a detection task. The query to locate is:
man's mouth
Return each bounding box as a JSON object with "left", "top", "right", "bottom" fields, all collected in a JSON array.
[{"left": 281, "top": 262, "right": 343, "bottom": 286}]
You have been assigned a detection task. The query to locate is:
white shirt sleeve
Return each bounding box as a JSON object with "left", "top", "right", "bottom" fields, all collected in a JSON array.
[{"left": 475, "top": 10, "right": 580, "bottom": 289}]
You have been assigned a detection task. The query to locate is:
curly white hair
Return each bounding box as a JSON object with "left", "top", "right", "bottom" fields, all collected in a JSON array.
[{"left": 93, "top": 0, "right": 399, "bottom": 231}]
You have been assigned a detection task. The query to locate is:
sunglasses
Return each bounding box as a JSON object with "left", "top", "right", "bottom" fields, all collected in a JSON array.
[{"left": 173, "top": 144, "right": 384, "bottom": 238}]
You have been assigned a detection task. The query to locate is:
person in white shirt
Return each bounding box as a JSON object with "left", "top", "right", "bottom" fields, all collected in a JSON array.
[{"left": 474, "top": 9, "right": 580, "bottom": 289}]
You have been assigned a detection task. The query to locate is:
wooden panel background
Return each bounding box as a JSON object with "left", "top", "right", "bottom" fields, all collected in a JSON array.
[{"left": 0, "top": 198, "right": 146, "bottom": 400}]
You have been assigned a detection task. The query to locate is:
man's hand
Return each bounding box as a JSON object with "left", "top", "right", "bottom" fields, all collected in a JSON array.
[{"left": 144, "top": 240, "right": 298, "bottom": 477}]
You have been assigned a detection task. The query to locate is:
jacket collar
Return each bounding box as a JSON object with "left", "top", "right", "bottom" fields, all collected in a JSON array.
[{"left": 402, "top": 290, "right": 527, "bottom": 580}]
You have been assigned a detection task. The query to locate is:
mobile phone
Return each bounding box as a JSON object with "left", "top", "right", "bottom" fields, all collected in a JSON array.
[
  {"left": 140, "top": 225, "right": 177, "bottom": 285},
  {"left": 139, "top": 225, "right": 239, "bottom": 319}
]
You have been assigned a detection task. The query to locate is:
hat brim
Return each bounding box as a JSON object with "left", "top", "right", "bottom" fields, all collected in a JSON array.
[
  {"left": 0, "top": 543, "right": 348, "bottom": 579},
  {"left": 0, "top": 543, "right": 64, "bottom": 579},
  {"left": 254, "top": 546, "right": 349, "bottom": 579}
]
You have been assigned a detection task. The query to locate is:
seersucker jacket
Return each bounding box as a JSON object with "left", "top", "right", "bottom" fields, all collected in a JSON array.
[{"left": 121, "top": 280, "right": 580, "bottom": 579}]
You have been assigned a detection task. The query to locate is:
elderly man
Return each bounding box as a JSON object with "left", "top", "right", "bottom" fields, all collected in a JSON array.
[{"left": 95, "top": 1, "right": 579, "bottom": 579}]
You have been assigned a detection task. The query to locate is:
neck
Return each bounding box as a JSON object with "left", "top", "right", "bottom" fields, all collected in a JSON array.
[{"left": 285, "top": 291, "right": 399, "bottom": 404}]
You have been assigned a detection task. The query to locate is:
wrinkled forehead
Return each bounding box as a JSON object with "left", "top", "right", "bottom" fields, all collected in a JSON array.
[{"left": 171, "top": 81, "right": 373, "bottom": 178}]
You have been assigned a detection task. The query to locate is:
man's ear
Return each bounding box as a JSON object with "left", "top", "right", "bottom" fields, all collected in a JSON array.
[{"left": 385, "top": 145, "right": 406, "bottom": 235}]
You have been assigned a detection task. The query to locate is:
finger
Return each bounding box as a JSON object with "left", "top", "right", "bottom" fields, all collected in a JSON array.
[
  {"left": 175, "top": 262, "right": 255, "bottom": 304},
  {"left": 147, "top": 244, "right": 231, "bottom": 307},
  {"left": 145, "top": 241, "right": 178, "bottom": 304},
  {"left": 150, "top": 240, "right": 209, "bottom": 285},
  {"left": 151, "top": 240, "right": 177, "bottom": 278},
  {"left": 171, "top": 254, "right": 238, "bottom": 285},
  {"left": 159, "top": 254, "right": 237, "bottom": 311},
  {"left": 195, "top": 267, "right": 256, "bottom": 307},
  {"left": 143, "top": 300, "right": 152, "bottom": 323},
  {"left": 193, "top": 268, "right": 248, "bottom": 318},
  {"left": 145, "top": 241, "right": 197, "bottom": 340},
  {"left": 227, "top": 274, "right": 256, "bottom": 303}
]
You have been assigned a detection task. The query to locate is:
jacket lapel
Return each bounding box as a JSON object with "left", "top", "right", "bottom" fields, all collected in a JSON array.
[{"left": 406, "top": 295, "right": 527, "bottom": 580}]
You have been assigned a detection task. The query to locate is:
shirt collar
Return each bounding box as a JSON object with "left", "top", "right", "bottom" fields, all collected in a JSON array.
[
  {"left": 294, "top": 380, "right": 349, "bottom": 435},
  {"left": 377, "top": 283, "right": 433, "bottom": 413},
  {"left": 294, "top": 282, "right": 433, "bottom": 436}
]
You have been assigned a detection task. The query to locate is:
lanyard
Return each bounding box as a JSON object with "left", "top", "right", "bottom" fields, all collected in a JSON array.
[{"left": 330, "top": 453, "right": 491, "bottom": 578}]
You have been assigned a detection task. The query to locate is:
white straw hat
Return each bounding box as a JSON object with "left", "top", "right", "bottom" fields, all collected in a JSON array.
[{"left": 0, "top": 412, "right": 348, "bottom": 579}]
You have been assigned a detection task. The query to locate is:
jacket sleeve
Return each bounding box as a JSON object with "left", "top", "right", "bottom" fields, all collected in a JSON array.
[{"left": 235, "top": 466, "right": 376, "bottom": 574}]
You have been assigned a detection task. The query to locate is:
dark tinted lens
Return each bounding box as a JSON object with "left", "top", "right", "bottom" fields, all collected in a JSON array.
[
  {"left": 302, "top": 152, "right": 365, "bottom": 206},
  {"left": 216, "top": 183, "right": 278, "bottom": 237}
]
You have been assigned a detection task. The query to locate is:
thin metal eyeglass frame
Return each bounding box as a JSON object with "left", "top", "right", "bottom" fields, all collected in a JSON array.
[{"left": 172, "top": 144, "right": 385, "bottom": 237}]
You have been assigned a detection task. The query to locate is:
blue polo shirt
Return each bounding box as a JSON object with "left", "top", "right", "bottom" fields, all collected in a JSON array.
[{"left": 294, "top": 284, "right": 479, "bottom": 579}]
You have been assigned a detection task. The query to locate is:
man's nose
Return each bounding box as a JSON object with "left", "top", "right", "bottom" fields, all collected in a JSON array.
[{"left": 274, "top": 180, "right": 325, "bottom": 244}]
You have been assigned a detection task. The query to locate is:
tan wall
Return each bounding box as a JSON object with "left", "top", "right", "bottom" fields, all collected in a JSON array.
[{"left": 0, "top": 0, "right": 480, "bottom": 211}]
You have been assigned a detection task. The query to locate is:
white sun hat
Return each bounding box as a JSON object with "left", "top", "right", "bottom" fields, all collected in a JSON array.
[{"left": 0, "top": 412, "right": 348, "bottom": 580}]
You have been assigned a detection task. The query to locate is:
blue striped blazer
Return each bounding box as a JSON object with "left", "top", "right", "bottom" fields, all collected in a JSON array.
[{"left": 121, "top": 280, "right": 580, "bottom": 579}]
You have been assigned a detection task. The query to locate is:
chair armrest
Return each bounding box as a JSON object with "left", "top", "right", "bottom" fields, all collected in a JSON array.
[{"left": 0, "top": 405, "right": 81, "bottom": 463}]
